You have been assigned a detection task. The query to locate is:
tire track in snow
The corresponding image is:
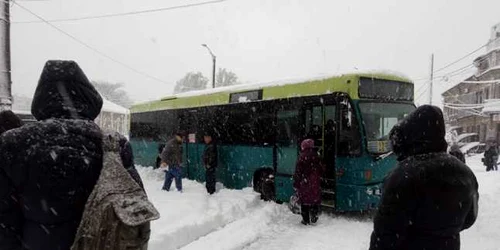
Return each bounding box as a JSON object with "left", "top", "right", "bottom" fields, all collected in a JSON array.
[{"left": 147, "top": 190, "right": 262, "bottom": 250}]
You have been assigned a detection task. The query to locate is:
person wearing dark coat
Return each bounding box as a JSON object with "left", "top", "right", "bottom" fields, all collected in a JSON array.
[
  {"left": 117, "top": 133, "right": 145, "bottom": 189},
  {"left": 293, "top": 139, "right": 323, "bottom": 225},
  {"left": 0, "top": 110, "right": 23, "bottom": 134},
  {"left": 369, "top": 105, "right": 479, "bottom": 250},
  {"left": 483, "top": 144, "right": 498, "bottom": 171},
  {"left": 203, "top": 133, "right": 218, "bottom": 195},
  {"left": 0, "top": 111, "right": 23, "bottom": 248},
  {"left": 0, "top": 60, "right": 144, "bottom": 250},
  {"left": 160, "top": 132, "right": 185, "bottom": 191},
  {"left": 449, "top": 144, "right": 466, "bottom": 164}
]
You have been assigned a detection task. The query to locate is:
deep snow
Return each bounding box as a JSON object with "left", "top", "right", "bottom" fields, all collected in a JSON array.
[{"left": 139, "top": 154, "right": 500, "bottom": 250}]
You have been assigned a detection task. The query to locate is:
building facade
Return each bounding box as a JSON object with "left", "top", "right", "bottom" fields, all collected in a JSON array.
[{"left": 443, "top": 22, "right": 500, "bottom": 143}]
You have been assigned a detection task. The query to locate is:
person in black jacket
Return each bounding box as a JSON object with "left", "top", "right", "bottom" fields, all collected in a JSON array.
[
  {"left": 483, "top": 143, "right": 499, "bottom": 171},
  {"left": 449, "top": 144, "right": 466, "bottom": 164},
  {"left": 0, "top": 111, "right": 23, "bottom": 248},
  {"left": 0, "top": 60, "right": 144, "bottom": 250},
  {"left": 117, "top": 133, "right": 145, "bottom": 189},
  {"left": 203, "top": 132, "right": 218, "bottom": 195},
  {"left": 0, "top": 110, "right": 23, "bottom": 134},
  {"left": 369, "top": 105, "right": 479, "bottom": 250}
]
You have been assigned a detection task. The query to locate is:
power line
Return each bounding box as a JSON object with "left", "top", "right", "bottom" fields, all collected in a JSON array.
[
  {"left": 13, "top": 1, "right": 169, "bottom": 85},
  {"left": 413, "top": 44, "right": 487, "bottom": 81},
  {"left": 416, "top": 84, "right": 430, "bottom": 102},
  {"left": 13, "top": 0, "right": 228, "bottom": 24},
  {"left": 433, "top": 44, "right": 487, "bottom": 74}
]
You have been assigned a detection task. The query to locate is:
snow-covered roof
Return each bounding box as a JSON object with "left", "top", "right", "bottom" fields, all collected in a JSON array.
[
  {"left": 12, "top": 97, "right": 129, "bottom": 115},
  {"left": 12, "top": 110, "right": 32, "bottom": 115},
  {"left": 482, "top": 99, "right": 500, "bottom": 114},
  {"left": 101, "top": 98, "right": 129, "bottom": 114},
  {"left": 456, "top": 133, "right": 478, "bottom": 142},
  {"left": 460, "top": 142, "right": 484, "bottom": 153}
]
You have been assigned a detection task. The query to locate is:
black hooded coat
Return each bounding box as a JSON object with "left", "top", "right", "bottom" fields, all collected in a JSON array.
[
  {"left": 369, "top": 105, "right": 479, "bottom": 250},
  {"left": 0, "top": 61, "right": 142, "bottom": 250}
]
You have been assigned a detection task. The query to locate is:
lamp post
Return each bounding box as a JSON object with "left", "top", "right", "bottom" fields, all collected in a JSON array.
[
  {"left": 201, "top": 44, "right": 216, "bottom": 89},
  {"left": 0, "top": 0, "right": 12, "bottom": 111}
]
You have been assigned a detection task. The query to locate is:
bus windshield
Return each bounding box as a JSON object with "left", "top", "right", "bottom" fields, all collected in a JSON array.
[{"left": 359, "top": 102, "right": 415, "bottom": 154}]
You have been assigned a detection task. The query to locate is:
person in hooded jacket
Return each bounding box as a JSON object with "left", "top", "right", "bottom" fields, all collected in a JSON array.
[
  {"left": 0, "top": 60, "right": 144, "bottom": 250},
  {"left": 0, "top": 111, "right": 24, "bottom": 248},
  {"left": 449, "top": 144, "right": 466, "bottom": 164},
  {"left": 369, "top": 105, "right": 479, "bottom": 250},
  {"left": 293, "top": 139, "right": 323, "bottom": 225}
]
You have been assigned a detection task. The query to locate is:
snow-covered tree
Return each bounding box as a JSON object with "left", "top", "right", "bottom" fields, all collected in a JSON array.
[
  {"left": 91, "top": 81, "right": 133, "bottom": 108},
  {"left": 216, "top": 68, "right": 240, "bottom": 87},
  {"left": 174, "top": 72, "right": 209, "bottom": 93}
]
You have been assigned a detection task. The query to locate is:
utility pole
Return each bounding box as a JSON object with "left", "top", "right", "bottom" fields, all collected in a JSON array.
[
  {"left": 0, "top": 0, "right": 11, "bottom": 110},
  {"left": 202, "top": 44, "right": 216, "bottom": 88},
  {"left": 429, "top": 54, "right": 434, "bottom": 105}
]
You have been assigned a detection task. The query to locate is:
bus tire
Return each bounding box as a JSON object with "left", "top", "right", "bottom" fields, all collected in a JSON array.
[{"left": 259, "top": 168, "right": 275, "bottom": 201}]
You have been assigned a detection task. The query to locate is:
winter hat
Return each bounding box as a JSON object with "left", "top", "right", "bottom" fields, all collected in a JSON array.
[
  {"left": 31, "top": 60, "right": 103, "bottom": 121},
  {"left": 301, "top": 139, "right": 315, "bottom": 151},
  {"left": 0, "top": 110, "right": 23, "bottom": 134},
  {"left": 389, "top": 105, "right": 447, "bottom": 161}
]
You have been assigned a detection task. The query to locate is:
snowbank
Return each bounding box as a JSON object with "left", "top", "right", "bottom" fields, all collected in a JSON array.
[{"left": 137, "top": 167, "right": 263, "bottom": 250}]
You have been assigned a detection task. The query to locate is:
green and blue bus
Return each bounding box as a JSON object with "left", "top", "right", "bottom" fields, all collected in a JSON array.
[{"left": 130, "top": 73, "right": 415, "bottom": 212}]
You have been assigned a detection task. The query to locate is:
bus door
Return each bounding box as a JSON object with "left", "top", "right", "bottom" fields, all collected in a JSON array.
[
  {"left": 303, "top": 101, "right": 337, "bottom": 208},
  {"left": 275, "top": 108, "right": 300, "bottom": 202},
  {"left": 322, "top": 103, "right": 337, "bottom": 208}
]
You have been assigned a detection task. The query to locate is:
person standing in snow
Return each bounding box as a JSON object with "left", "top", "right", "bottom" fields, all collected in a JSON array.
[
  {"left": 203, "top": 132, "right": 218, "bottom": 195},
  {"left": 0, "top": 60, "right": 145, "bottom": 250},
  {"left": 293, "top": 139, "right": 323, "bottom": 225},
  {"left": 160, "top": 131, "right": 185, "bottom": 191},
  {"left": 369, "top": 105, "right": 479, "bottom": 250},
  {"left": 483, "top": 142, "right": 498, "bottom": 171},
  {"left": 449, "top": 144, "right": 466, "bottom": 164}
]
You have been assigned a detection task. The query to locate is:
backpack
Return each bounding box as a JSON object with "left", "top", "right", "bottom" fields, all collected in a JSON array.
[{"left": 71, "top": 133, "right": 160, "bottom": 250}]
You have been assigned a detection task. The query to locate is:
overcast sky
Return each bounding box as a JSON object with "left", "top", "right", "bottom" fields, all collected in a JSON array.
[{"left": 10, "top": 0, "right": 500, "bottom": 106}]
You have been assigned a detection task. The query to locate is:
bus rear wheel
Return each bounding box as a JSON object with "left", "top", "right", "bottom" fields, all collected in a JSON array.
[{"left": 253, "top": 168, "right": 275, "bottom": 201}]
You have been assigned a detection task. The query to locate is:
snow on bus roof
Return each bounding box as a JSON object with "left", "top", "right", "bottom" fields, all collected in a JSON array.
[{"left": 162, "top": 71, "right": 411, "bottom": 100}]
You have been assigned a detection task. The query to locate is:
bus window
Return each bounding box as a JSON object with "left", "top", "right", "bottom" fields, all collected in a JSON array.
[
  {"left": 277, "top": 110, "right": 299, "bottom": 146},
  {"left": 324, "top": 104, "right": 336, "bottom": 158},
  {"left": 338, "top": 99, "right": 361, "bottom": 155},
  {"left": 305, "top": 106, "right": 323, "bottom": 146},
  {"left": 358, "top": 102, "right": 414, "bottom": 154}
]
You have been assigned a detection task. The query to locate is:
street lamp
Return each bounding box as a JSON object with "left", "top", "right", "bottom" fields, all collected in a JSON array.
[{"left": 201, "top": 44, "right": 216, "bottom": 89}]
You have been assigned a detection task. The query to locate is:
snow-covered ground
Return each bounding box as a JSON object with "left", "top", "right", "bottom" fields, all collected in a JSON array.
[{"left": 138, "top": 155, "right": 500, "bottom": 250}]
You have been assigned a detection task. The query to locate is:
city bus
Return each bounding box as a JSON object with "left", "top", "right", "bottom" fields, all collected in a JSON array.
[{"left": 129, "top": 73, "right": 415, "bottom": 212}]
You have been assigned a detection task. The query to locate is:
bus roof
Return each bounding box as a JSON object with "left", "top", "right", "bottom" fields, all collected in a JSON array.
[{"left": 131, "top": 72, "right": 412, "bottom": 113}]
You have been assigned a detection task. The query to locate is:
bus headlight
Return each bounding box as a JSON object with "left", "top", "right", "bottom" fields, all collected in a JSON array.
[{"left": 374, "top": 188, "right": 381, "bottom": 196}]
